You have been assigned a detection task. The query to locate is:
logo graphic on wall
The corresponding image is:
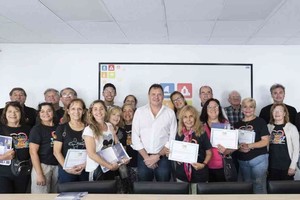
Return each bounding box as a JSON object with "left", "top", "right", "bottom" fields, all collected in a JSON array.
[
  {"left": 108, "top": 64, "right": 115, "bottom": 71},
  {"left": 160, "top": 83, "right": 175, "bottom": 98},
  {"left": 101, "top": 72, "right": 108, "bottom": 78},
  {"left": 108, "top": 72, "right": 115, "bottom": 79},
  {"left": 177, "top": 83, "right": 192, "bottom": 98},
  {"left": 101, "top": 65, "right": 108, "bottom": 71}
]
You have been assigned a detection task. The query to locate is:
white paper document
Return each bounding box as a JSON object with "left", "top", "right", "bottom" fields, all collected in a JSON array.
[
  {"left": 98, "top": 143, "right": 130, "bottom": 173},
  {"left": 63, "top": 149, "right": 87, "bottom": 170},
  {"left": 210, "top": 128, "right": 239, "bottom": 149},
  {"left": 168, "top": 140, "right": 199, "bottom": 164},
  {"left": 0, "top": 135, "right": 13, "bottom": 166},
  {"left": 56, "top": 192, "right": 88, "bottom": 200},
  {"left": 238, "top": 130, "right": 256, "bottom": 144}
]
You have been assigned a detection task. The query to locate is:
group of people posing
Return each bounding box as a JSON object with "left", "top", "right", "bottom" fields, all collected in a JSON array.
[{"left": 0, "top": 83, "right": 299, "bottom": 195}]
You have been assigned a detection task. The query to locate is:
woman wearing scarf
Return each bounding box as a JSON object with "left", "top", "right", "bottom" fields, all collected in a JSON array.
[{"left": 175, "top": 105, "right": 212, "bottom": 194}]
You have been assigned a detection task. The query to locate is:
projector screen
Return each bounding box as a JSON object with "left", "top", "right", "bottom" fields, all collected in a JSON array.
[{"left": 98, "top": 63, "right": 253, "bottom": 111}]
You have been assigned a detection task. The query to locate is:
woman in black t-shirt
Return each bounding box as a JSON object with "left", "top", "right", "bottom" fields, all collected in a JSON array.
[
  {"left": 0, "top": 101, "right": 31, "bottom": 193},
  {"left": 267, "top": 103, "right": 299, "bottom": 180},
  {"left": 53, "top": 98, "right": 89, "bottom": 183},
  {"left": 234, "top": 98, "right": 269, "bottom": 194},
  {"left": 175, "top": 105, "right": 212, "bottom": 194},
  {"left": 29, "top": 102, "right": 58, "bottom": 193}
]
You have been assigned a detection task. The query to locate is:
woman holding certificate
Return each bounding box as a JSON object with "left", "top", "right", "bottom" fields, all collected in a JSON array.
[
  {"left": 267, "top": 103, "right": 299, "bottom": 180},
  {"left": 53, "top": 98, "right": 89, "bottom": 183},
  {"left": 0, "top": 101, "right": 31, "bottom": 193},
  {"left": 29, "top": 102, "right": 58, "bottom": 193},
  {"left": 175, "top": 105, "right": 212, "bottom": 193},
  {"left": 234, "top": 98, "right": 269, "bottom": 194},
  {"left": 200, "top": 98, "right": 229, "bottom": 182},
  {"left": 82, "top": 100, "right": 120, "bottom": 181}
]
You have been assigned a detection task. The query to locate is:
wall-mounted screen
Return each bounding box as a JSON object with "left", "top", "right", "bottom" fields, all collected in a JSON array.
[{"left": 99, "top": 63, "right": 253, "bottom": 111}]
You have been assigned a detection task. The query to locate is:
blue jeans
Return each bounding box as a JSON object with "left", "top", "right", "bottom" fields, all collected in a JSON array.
[
  {"left": 238, "top": 154, "right": 268, "bottom": 194},
  {"left": 58, "top": 166, "right": 89, "bottom": 183},
  {"left": 137, "top": 154, "right": 171, "bottom": 181}
]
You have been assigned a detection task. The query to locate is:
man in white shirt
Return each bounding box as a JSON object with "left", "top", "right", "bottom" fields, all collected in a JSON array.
[{"left": 132, "top": 84, "right": 177, "bottom": 181}]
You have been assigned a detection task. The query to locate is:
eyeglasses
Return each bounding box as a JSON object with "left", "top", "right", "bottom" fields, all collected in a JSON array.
[
  {"left": 172, "top": 97, "right": 183, "bottom": 103},
  {"left": 103, "top": 89, "right": 116, "bottom": 94},
  {"left": 207, "top": 105, "right": 219, "bottom": 110}
]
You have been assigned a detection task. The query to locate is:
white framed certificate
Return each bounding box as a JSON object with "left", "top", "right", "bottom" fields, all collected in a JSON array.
[
  {"left": 63, "top": 149, "right": 87, "bottom": 169},
  {"left": 210, "top": 128, "right": 239, "bottom": 149},
  {"left": 168, "top": 140, "right": 199, "bottom": 164},
  {"left": 238, "top": 130, "right": 256, "bottom": 144}
]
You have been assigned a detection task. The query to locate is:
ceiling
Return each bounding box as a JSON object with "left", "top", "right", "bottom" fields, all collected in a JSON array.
[{"left": 1, "top": 0, "right": 300, "bottom": 45}]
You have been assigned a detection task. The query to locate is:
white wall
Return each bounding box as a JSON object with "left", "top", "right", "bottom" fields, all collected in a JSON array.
[{"left": 0, "top": 44, "right": 299, "bottom": 114}]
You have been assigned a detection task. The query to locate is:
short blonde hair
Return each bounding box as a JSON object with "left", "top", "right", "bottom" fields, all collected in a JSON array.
[{"left": 241, "top": 97, "right": 256, "bottom": 108}]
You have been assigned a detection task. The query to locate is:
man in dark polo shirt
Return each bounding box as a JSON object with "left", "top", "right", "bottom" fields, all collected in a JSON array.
[{"left": 0, "top": 87, "right": 37, "bottom": 128}]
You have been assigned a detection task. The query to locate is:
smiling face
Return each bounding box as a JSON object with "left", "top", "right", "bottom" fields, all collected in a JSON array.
[
  {"left": 39, "top": 105, "right": 54, "bottom": 124},
  {"left": 44, "top": 90, "right": 60, "bottom": 105},
  {"left": 10, "top": 90, "right": 26, "bottom": 105},
  {"left": 68, "top": 101, "right": 84, "bottom": 122},
  {"left": 148, "top": 87, "right": 163, "bottom": 108},
  {"left": 228, "top": 91, "right": 241, "bottom": 107},
  {"left": 6, "top": 105, "right": 21, "bottom": 126},
  {"left": 272, "top": 105, "right": 285, "bottom": 124},
  {"left": 91, "top": 102, "right": 107, "bottom": 123},
  {"left": 109, "top": 110, "right": 121, "bottom": 126},
  {"left": 182, "top": 110, "right": 195, "bottom": 130},
  {"left": 171, "top": 93, "right": 185, "bottom": 110},
  {"left": 207, "top": 100, "right": 219, "bottom": 121},
  {"left": 124, "top": 95, "right": 137, "bottom": 108},
  {"left": 122, "top": 104, "right": 134, "bottom": 124},
  {"left": 242, "top": 101, "right": 256, "bottom": 119},
  {"left": 102, "top": 86, "right": 116, "bottom": 104}
]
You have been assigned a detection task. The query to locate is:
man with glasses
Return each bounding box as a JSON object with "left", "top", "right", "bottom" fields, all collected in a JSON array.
[
  {"left": 102, "top": 83, "right": 120, "bottom": 109},
  {"left": 60, "top": 87, "right": 77, "bottom": 112},
  {"left": 0, "top": 87, "right": 36, "bottom": 128}
]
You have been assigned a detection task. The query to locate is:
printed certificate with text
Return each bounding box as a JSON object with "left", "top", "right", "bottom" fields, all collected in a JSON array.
[
  {"left": 168, "top": 140, "right": 199, "bottom": 164},
  {"left": 63, "top": 149, "right": 87, "bottom": 169},
  {"left": 210, "top": 128, "right": 239, "bottom": 149}
]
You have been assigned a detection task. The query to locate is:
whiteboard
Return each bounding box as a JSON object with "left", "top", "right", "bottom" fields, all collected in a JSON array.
[{"left": 98, "top": 63, "right": 253, "bottom": 111}]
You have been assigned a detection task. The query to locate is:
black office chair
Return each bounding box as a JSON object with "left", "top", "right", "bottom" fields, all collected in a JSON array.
[
  {"left": 197, "top": 182, "right": 253, "bottom": 194},
  {"left": 57, "top": 180, "right": 117, "bottom": 194},
  {"left": 267, "top": 180, "right": 300, "bottom": 194},
  {"left": 133, "top": 181, "right": 189, "bottom": 194}
]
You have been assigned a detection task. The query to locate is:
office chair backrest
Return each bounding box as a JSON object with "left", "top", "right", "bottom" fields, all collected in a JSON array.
[
  {"left": 267, "top": 180, "right": 300, "bottom": 194},
  {"left": 197, "top": 182, "right": 253, "bottom": 194},
  {"left": 133, "top": 182, "right": 189, "bottom": 194},
  {"left": 57, "top": 180, "right": 117, "bottom": 194}
]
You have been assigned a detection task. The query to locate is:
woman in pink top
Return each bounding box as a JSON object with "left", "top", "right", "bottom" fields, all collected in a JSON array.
[{"left": 200, "top": 98, "right": 229, "bottom": 182}]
